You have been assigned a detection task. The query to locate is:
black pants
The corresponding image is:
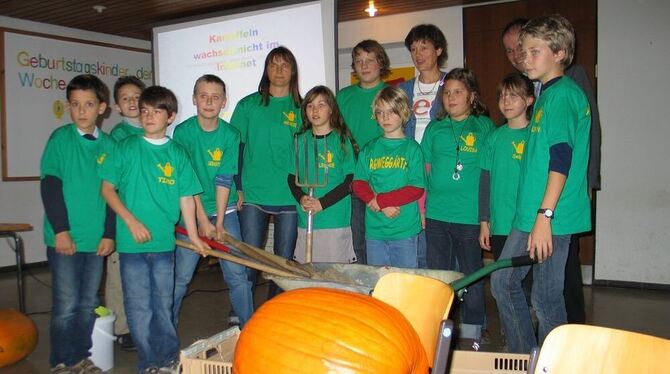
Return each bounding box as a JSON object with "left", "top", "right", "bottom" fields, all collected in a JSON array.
[{"left": 564, "top": 235, "right": 586, "bottom": 323}]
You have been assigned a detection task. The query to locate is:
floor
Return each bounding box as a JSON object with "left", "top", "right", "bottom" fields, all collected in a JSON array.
[{"left": 1, "top": 261, "right": 669, "bottom": 373}]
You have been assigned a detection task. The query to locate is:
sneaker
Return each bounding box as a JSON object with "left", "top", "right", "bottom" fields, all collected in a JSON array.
[
  {"left": 51, "top": 363, "right": 73, "bottom": 374},
  {"left": 142, "top": 367, "right": 160, "bottom": 374},
  {"left": 228, "top": 315, "right": 240, "bottom": 326},
  {"left": 116, "top": 333, "right": 137, "bottom": 352},
  {"left": 457, "top": 338, "right": 481, "bottom": 351},
  {"left": 158, "top": 360, "right": 181, "bottom": 374},
  {"left": 71, "top": 358, "right": 103, "bottom": 374}
]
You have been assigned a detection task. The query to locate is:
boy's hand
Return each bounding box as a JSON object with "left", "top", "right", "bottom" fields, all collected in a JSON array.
[
  {"left": 127, "top": 218, "right": 151, "bottom": 244},
  {"left": 190, "top": 236, "right": 211, "bottom": 257},
  {"left": 479, "top": 222, "right": 491, "bottom": 251},
  {"left": 97, "top": 238, "right": 115, "bottom": 256},
  {"left": 381, "top": 206, "right": 400, "bottom": 218},
  {"left": 236, "top": 191, "right": 244, "bottom": 210},
  {"left": 367, "top": 197, "right": 381, "bottom": 212},
  {"left": 528, "top": 216, "right": 553, "bottom": 262},
  {"left": 215, "top": 223, "right": 227, "bottom": 243},
  {"left": 55, "top": 231, "right": 76, "bottom": 255},
  {"left": 198, "top": 220, "right": 217, "bottom": 239}
]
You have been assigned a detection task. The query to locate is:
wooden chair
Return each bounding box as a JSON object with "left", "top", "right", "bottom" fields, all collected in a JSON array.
[
  {"left": 372, "top": 272, "right": 455, "bottom": 369},
  {"left": 528, "top": 324, "right": 670, "bottom": 373}
]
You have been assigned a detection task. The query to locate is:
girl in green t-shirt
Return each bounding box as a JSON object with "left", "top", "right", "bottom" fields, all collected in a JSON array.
[
  {"left": 289, "top": 86, "right": 358, "bottom": 263},
  {"left": 422, "top": 68, "right": 494, "bottom": 344},
  {"left": 479, "top": 73, "right": 535, "bottom": 260}
]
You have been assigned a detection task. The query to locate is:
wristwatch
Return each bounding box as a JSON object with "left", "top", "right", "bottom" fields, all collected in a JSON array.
[{"left": 537, "top": 208, "right": 554, "bottom": 219}]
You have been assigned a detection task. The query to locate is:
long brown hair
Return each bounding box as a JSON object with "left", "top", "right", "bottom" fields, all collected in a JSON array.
[
  {"left": 299, "top": 85, "right": 359, "bottom": 156},
  {"left": 258, "top": 46, "right": 301, "bottom": 107}
]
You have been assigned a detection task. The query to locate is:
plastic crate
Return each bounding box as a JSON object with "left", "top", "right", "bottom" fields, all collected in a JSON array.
[
  {"left": 180, "top": 326, "right": 238, "bottom": 374},
  {"left": 450, "top": 350, "right": 530, "bottom": 373},
  {"left": 180, "top": 326, "right": 530, "bottom": 374}
]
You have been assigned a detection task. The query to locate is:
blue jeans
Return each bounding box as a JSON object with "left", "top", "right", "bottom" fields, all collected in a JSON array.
[
  {"left": 120, "top": 252, "right": 179, "bottom": 371},
  {"left": 417, "top": 230, "right": 427, "bottom": 268},
  {"left": 48, "top": 248, "right": 104, "bottom": 367},
  {"left": 174, "top": 211, "right": 254, "bottom": 327},
  {"left": 350, "top": 195, "right": 367, "bottom": 264},
  {"left": 366, "top": 235, "right": 418, "bottom": 268},
  {"left": 490, "top": 229, "right": 571, "bottom": 353},
  {"left": 238, "top": 204, "right": 297, "bottom": 297},
  {"left": 425, "top": 219, "right": 484, "bottom": 339}
]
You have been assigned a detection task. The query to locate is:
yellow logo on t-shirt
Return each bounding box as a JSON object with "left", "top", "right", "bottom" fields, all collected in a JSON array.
[
  {"left": 283, "top": 111, "right": 297, "bottom": 127},
  {"left": 512, "top": 140, "right": 525, "bottom": 160},
  {"left": 157, "top": 162, "right": 175, "bottom": 185},
  {"left": 460, "top": 132, "right": 478, "bottom": 153},
  {"left": 318, "top": 150, "right": 335, "bottom": 168},
  {"left": 96, "top": 153, "right": 106, "bottom": 165},
  {"left": 532, "top": 107, "right": 543, "bottom": 133},
  {"left": 369, "top": 156, "right": 408, "bottom": 170},
  {"left": 207, "top": 148, "right": 223, "bottom": 167}
]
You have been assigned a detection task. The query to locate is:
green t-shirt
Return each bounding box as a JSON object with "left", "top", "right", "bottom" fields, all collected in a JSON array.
[
  {"left": 173, "top": 116, "right": 240, "bottom": 215},
  {"left": 230, "top": 92, "right": 301, "bottom": 206},
  {"left": 354, "top": 137, "right": 425, "bottom": 240},
  {"left": 98, "top": 135, "right": 202, "bottom": 253},
  {"left": 291, "top": 131, "right": 356, "bottom": 229},
  {"left": 336, "top": 82, "right": 386, "bottom": 149},
  {"left": 480, "top": 124, "right": 530, "bottom": 235},
  {"left": 40, "top": 124, "right": 112, "bottom": 252},
  {"left": 513, "top": 76, "right": 591, "bottom": 234},
  {"left": 109, "top": 121, "right": 143, "bottom": 142},
  {"left": 421, "top": 115, "right": 494, "bottom": 224}
]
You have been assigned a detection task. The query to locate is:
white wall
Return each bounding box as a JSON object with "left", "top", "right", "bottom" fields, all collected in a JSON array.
[
  {"left": 595, "top": 0, "right": 670, "bottom": 285},
  {"left": 0, "top": 16, "right": 150, "bottom": 267},
  {"left": 337, "top": 6, "right": 463, "bottom": 87}
]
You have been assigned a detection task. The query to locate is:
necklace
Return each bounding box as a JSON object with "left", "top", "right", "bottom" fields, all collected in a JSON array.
[
  {"left": 449, "top": 117, "right": 469, "bottom": 181},
  {"left": 416, "top": 77, "right": 440, "bottom": 95}
]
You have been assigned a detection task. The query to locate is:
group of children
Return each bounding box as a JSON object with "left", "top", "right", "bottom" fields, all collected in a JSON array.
[{"left": 41, "top": 12, "right": 591, "bottom": 374}]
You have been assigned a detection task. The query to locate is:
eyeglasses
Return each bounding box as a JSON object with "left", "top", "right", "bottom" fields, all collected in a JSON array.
[{"left": 374, "top": 108, "right": 398, "bottom": 118}]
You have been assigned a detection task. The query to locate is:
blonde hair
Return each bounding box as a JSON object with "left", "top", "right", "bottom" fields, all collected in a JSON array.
[
  {"left": 373, "top": 86, "right": 411, "bottom": 127},
  {"left": 520, "top": 14, "right": 575, "bottom": 68}
]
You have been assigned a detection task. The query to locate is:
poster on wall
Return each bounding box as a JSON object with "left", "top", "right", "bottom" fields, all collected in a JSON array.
[{"left": 1, "top": 30, "right": 152, "bottom": 181}]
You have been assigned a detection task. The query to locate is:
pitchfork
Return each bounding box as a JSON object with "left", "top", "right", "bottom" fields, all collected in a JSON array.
[{"left": 294, "top": 133, "right": 329, "bottom": 263}]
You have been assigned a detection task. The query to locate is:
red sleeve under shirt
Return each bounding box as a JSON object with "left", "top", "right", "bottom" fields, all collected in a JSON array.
[{"left": 352, "top": 180, "right": 424, "bottom": 208}]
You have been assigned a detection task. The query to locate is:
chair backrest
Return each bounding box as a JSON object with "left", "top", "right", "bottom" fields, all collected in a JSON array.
[
  {"left": 532, "top": 324, "right": 670, "bottom": 374},
  {"left": 372, "top": 272, "right": 454, "bottom": 367}
]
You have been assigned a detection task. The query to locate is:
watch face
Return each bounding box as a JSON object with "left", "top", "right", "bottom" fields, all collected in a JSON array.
[{"left": 544, "top": 209, "right": 554, "bottom": 218}]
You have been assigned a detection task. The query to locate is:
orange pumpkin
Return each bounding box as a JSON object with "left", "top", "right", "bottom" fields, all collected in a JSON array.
[
  {"left": 233, "top": 288, "right": 429, "bottom": 374},
  {"left": 0, "top": 308, "right": 38, "bottom": 367}
]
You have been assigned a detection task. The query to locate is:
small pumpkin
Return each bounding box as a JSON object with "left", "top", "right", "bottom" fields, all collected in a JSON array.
[
  {"left": 0, "top": 308, "right": 38, "bottom": 367},
  {"left": 233, "top": 288, "right": 429, "bottom": 374}
]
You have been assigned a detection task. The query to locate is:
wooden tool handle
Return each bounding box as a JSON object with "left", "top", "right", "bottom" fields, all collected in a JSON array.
[
  {"left": 176, "top": 239, "right": 302, "bottom": 279},
  {"left": 222, "top": 232, "right": 314, "bottom": 278}
]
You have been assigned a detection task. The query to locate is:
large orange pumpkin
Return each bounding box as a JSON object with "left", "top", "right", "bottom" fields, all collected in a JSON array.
[
  {"left": 233, "top": 288, "right": 429, "bottom": 373},
  {"left": 0, "top": 308, "right": 38, "bottom": 367}
]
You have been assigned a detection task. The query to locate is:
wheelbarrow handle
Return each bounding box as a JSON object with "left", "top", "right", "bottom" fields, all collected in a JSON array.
[{"left": 450, "top": 255, "right": 537, "bottom": 291}]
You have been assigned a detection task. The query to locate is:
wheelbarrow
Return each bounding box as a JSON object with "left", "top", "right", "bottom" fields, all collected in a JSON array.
[{"left": 175, "top": 225, "right": 534, "bottom": 298}]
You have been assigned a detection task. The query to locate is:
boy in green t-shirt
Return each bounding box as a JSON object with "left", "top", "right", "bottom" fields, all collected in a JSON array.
[
  {"left": 99, "top": 86, "right": 209, "bottom": 372},
  {"left": 352, "top": 86, "right": 425, "bottom": 268},
  {"left": 40, "top": 74, "right": 114, "bottom": 373},
  {"left": 105, "top": 75, "right": 146, "bottom": 352},
  {"left": 491, "top": 15, "right": 592, "bottom": 353},
  {"left": 336, "top": 39, "right": 390, "bottom": 265},
  {"left": 109, "top": 76, "right": 146, "bottom": 141},
  {"left": 172, "top": 74, "right": 253, "bottom": 328}
]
